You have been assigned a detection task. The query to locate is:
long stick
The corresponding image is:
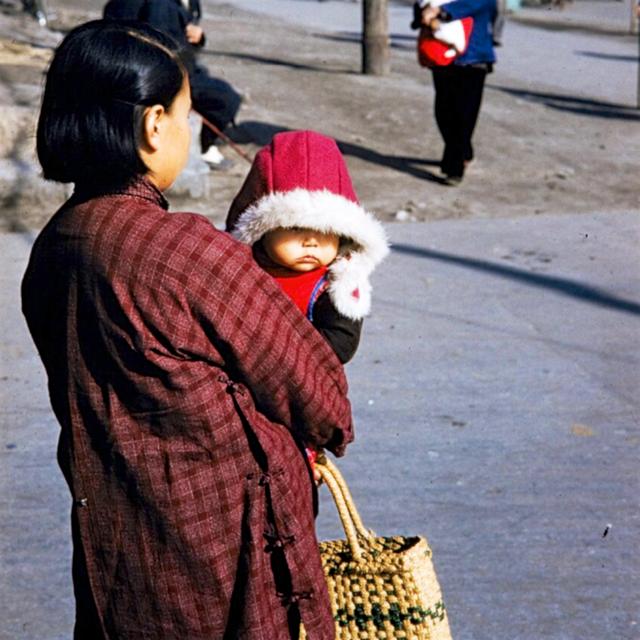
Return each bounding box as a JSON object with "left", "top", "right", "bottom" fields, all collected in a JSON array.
[{"left": 196, "top": 112, "right": 253, "bottom": 164}]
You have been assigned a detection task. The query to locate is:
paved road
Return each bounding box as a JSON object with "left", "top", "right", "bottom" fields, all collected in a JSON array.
[
  {"left": 2, "top": 210, "right": 639, "bottom": 639},
  {"left": 220, "top": 0, "right": 638, "bottom": 106},
  {"left": 319, "top": 211, "right": 640, "bottom": 640}
]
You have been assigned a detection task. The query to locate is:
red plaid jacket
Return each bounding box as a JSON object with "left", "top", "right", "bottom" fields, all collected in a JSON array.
[{"left": 21, "top": 178, "right": 354, "bottom": 639}]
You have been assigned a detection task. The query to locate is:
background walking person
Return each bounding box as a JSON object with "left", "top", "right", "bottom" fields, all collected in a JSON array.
[{"left": 419, "top": 0, "right": 497, "bottom": 185}]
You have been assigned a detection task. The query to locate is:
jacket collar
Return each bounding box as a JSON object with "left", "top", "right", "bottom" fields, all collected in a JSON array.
[{"left": 72, "top": 175, "right": 169, "bottom": 210}]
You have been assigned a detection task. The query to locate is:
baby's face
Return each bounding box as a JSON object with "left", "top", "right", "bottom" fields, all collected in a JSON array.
[{"left": 262, "top": 227, "right": 340, "bottom": 272}]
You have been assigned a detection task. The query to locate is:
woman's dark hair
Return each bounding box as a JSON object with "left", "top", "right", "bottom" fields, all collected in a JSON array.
[{"left": 37, "top": 20, "right": 186, "bottom": 188}]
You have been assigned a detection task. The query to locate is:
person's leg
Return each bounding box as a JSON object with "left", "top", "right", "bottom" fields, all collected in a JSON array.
[
  {"left": 459, "top": 66, "right": 487, "bottom": 166},
  {"left": 189, "top": 66, "right": 242, "bottom": 153},
  {"left": 22, "top": 0, "right": 47, "bottom": 25},
  {"left": 199, "top": 113, "right": 219, "bottom": 157},
  {"left": 435, "top": 65, "right": 467, "bottom": 179},
  {"left": 432, "top": 67, "right": 460, "bottom": 177},
  {"left": 439, "top": 65, "right": 488, "bottom": 179}
]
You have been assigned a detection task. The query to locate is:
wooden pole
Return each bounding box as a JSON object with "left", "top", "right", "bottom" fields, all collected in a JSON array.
[
  {"left": 362, "top": 0, "right": 390, "bottom": 76},
  {"left": 637, "top": 20, "right": 640, "bottom": 109},
  {"left": 634, "top": 0, "right": 640, "bottom": 108}
]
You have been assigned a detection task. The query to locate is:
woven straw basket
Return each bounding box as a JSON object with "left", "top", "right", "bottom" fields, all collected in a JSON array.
[{"left": 301, "top": 457, "right": 452, "bottom": 640}]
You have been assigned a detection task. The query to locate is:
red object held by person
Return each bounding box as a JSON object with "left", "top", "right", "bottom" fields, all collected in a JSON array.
[{"left": 417, "top": 17, "right": 474, "bottom": 68}]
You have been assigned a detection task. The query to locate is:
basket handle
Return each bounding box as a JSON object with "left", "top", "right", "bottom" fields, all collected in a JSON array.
[
  {"left": 319, "top": 457, "right": 372, "bottom": 539},
  {"left": 316, "top": 456, "right": 374, "bottom": 562}
]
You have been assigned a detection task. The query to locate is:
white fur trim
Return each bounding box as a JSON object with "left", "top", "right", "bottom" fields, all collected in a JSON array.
[
  {"left": 232, "top": 189, "right": 389, "bottom": 266},
  {"left": 231, "top": 189, "right": 390, "bottom": 319},
  {"left": 327, "top": 253, "right": 374, "bottom": 320}
]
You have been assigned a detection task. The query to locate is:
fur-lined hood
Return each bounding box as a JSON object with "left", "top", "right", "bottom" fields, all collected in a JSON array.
[{"left": 226, "top": 131, "right": 389, "bottom": 320}]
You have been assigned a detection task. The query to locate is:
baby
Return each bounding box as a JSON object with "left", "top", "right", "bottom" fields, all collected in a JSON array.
[{"left": 225, "top": 130, "right": 389, "bottom": 364}]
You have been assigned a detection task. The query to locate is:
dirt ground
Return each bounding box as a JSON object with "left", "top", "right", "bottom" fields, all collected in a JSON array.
[{"left": 0, "top": 0, "right": 637, "bottom": 231}]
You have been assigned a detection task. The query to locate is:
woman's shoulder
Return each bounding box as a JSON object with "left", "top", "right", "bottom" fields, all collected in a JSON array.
[
  {"left": 68, "top": 185, "right": 224, "bottom": 242},
  {"left": 167, "top": 210, "right": 251, "bottom": 262},
  {"left": 56, "top": 189, "right": 250, "bottom": 278},
  {"left": 136, "top": 208, "right": 258, "bottom": 288},
  {"left": 63, "top": 190, "right": 211, "bottom": 242},
  {"left": 122, "top": 205, "right": 252, "bottom": 275}
]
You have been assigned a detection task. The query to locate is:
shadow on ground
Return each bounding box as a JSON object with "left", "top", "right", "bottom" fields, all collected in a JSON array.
[
  {"left": 236, "top": 120, "right": 446, "bottom": 183},
  {"left": 202, "top": 48, "right": 356, "bottom": 75},
  {"left": 392, "top": 242, "right": 640, "bottom": 316},
  {"left": 488, "top": 84, "right": 640, "bottom": 121}
]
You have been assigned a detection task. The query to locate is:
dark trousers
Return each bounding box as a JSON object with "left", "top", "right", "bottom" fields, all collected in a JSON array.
[
  {"left": 190, "top": 65, "right": 242, "bottom": 152},
  {"left": 432, "top": 65, "right": 487, "bottom": 178}
]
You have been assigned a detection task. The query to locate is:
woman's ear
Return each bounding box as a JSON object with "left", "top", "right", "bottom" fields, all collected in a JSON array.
[{"left": 140, "top": 104, "right": 166, "bottom": 152}]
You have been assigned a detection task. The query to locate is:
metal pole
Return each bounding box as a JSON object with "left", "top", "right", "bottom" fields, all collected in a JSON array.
[{"left": 362, "top": 0, "right": 390, "bottom": 76}]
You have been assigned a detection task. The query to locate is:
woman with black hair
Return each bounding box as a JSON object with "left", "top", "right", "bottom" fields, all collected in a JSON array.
[{"left": 22, "top": 20, "right": 352, "bottom": 639}]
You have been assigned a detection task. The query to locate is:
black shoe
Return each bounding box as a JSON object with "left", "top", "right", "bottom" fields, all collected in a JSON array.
[{"left": 443, "top": 175, "right": 463, "bottom": 186}]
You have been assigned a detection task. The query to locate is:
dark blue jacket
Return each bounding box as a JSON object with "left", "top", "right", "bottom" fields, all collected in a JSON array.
[
  {"left": 440, "top": 0, "right": 497, "bottom": 65},
  {"left": 103, "top": 0, "right": 146, "bottom": 20},
  {"left": 104, "top": 0, "right": 204, "bottom": 71},
  {"left": 104, "top": 1, "right": 201, "bottom": 41}
]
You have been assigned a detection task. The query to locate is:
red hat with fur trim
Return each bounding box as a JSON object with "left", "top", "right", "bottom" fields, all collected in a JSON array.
[{"left": 226, "top": 130, "right": 389, "bottom": 320}]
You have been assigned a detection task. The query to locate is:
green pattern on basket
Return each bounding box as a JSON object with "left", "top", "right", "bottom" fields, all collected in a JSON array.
[{"left": 335, "top": 601, "right": 447, "bottom": 630}]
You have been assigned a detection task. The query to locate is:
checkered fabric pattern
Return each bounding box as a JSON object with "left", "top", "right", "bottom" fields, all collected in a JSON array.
[{"left": 21, "top": 178, "right": 354, "bottom": 639}]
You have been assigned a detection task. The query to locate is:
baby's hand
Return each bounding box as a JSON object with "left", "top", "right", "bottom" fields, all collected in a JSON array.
[{"left": 305, "top": 447, "right": 322, "bottom": 485}]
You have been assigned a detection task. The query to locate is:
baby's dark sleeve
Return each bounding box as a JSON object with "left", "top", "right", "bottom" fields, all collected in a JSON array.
[{"left": 312, "top": 292, "right": 363, "bottom": 364}]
